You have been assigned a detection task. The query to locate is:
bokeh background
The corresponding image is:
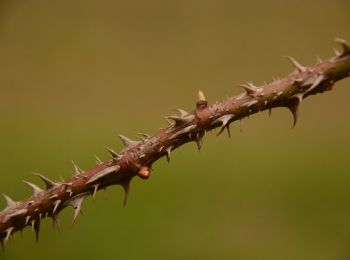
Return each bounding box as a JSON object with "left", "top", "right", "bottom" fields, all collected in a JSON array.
[{"left": 0, "top": 0, "right": 350, "bottom": 259}]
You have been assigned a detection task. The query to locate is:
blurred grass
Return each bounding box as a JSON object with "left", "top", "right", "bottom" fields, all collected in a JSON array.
[{"left": 0, "top": 0, "right": 350, "bottom": 259}]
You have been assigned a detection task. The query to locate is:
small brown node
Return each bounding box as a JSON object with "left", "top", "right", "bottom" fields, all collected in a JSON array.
[{"left": 138, "top": 166, "right": 151, "bottom": 179}]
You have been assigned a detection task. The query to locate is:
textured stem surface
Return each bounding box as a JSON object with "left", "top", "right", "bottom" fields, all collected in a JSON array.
[{"left": 1, "top": 39, "right": 350, "bottom": 249}]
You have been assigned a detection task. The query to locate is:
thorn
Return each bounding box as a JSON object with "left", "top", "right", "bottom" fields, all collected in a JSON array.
[
  {"left": 333, "top": 48, "right": 341, "bottom": 56},
  {"left": 71, "top": 197, "right": 84, "bottom": 225},
  {"left": 174, "top": 108, "right": 189, "bottom": 117},
  {"left": 304, "top": 74, "right": 325, "bottom": 93},
  {"left": 25, "top": 216, "right": 31, "bottom": 225},
  {"left": 196, "top": 132, "right": 204, "bottom": 150},
  {"left": 92, "top": 184, "right": 99, "bottom": 198},
  {"left": 285, "top": 56, "right": 306, "bottom": 72},
  {"left": 166, "top": 115, "right": 193, "bottom": 125},
  {"left": 104, "top": 146, "right": 119, "bottom": 159},
  {"left": 2, "top": 193, "right": 16, "bottom": 208},
  {"left": 269, "top": 108, "right": 272, "bottom": 117},
  {"left": 31, "top": 220, "right": 35, "bottom": 231},
  {"left": 86, "top": 165, "right": 120, "bottom": 184},
  {"left": 118, "top": 135, "right": 140, "bottom": 152},
  {"left": 72, "top": 160, "right": 83, "bottom": 175},
  {"left": 53, "top": 200, "right": 61, "bottom": 214},
  {"left": 335, "top": 38, "right": 350, "bottom": 54},
  {"left": 4, "top": 209, "right": 28, "bottom": 223},
  {"left": 5, "top": 227, "right": 14, "bottom": 242},
  {"left": 316, "top": 56, "right": 322, "bottom": 63},
  {"left": 94, "top": 155, "right": 103, "bottom": 165},
  {"left": 287, "top": 100, "right": 300, "bottom": 128},
  {"left": 169, "top": 125, "right": 196, "bottom": 140},
  {"left": 214, "top": 114, "right": 235, "bottom": 137},
  {"left": 240, "top": 82, "right": 260, "bottom": 97},
  {"left": 165, "top": 146, "right": 173, "bottom": 162},
  {"left": 198, "top": 90, "right": 206, "bottom": 101},
  {"left": 23, "top": 181, "right": 43, "bottom": 194},
  {"left": 34, "top": 219, "right": 40, "bottom": 243},
  {"left": 121, "top": 179, "right": 131, "bottom": 207},
  {"left": 32, "top": 173, "right": 56, "bottom": 189}
]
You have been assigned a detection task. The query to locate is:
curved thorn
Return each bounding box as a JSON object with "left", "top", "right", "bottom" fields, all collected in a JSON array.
[
  {"left": 32, "top": 173, "right": 56, "bottom": 189},
  {"left": 2, "top": 193, "right": 16, "bottom": 208},
  {"left": 118, "top": 135, "right": 140, "bottom": 151},
  {"left": 335, "top": 38, "right": 350, "bottom": 54},
  {"left": 240, "top": 82, "right": 259, "bottom": 96},
  {"left": 165, "top": 146, "right": 173, "bottom": 162},
  {"left": 287, "top": 101, "right": 300, "bottom": 128},
  {"left": 22, "top": 181, "right": 43, "bottom": 194},
  {"left": 121, "top": 180, "right": 131, "bottom": 207},
  {"left": 174, "top": 108, "right": 189, "bottom": 117}
]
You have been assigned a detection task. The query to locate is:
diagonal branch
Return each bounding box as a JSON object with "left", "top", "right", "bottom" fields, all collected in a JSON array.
[{"left": 1, "top": 39, "right": 350, "bottom": 249}]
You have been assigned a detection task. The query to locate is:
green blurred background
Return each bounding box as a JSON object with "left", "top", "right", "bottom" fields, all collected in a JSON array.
[{"left": 0, "top": 0, "right": 350, "bottom": 259}]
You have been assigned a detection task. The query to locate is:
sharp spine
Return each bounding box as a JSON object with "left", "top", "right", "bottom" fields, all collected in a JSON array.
[
  {"left": 214, "top": 114, "right": 235, "bottom": 137},
  {"left": 121, "top": 180, "right": 131, "bottom": 207},
  {"left": 23, "top": 180, "right": 43, "bottom": 194},
  {"left": 118, "top": 135, "right": 140, "bottom": 152},
  {"left": 165, "top": 146, "right": 173, "bottom": 162},
  {"left": 5, "top": 227, "right": 14, "bottom": 242},
  {"left": 174, "top": 108, "right": 189, "bottom": 117},
  {"left": 72, "top": 160, "right": 83, "bottom": 175},
  {"left": 65, "top": 195, "right": 85, "bottom": 224},
  {"left": 287, "top": 101, "right": 300, "bottom": 128},
  {"left": 2, "top": 193, "right": 16, "bottom": 208},
  {"left": 104, "top": 147, "right": 119, "bottom": 159},
  {"left": 166, "top": 115, "right": 194, "bottom": 125},
  {"left": 33, "top": 218, "right": 40, "bottom": 243},
  {"left": 86, "top": 165, "right": 120, "bottom": 184},
  {"left": 335, "top": 38, "right": 350, "bottom": 54},
  {"left": 25, "top": 216, "right": 31, "bottom": 225},
  {"left": 32, "top": 173, "right": 56, "bottom": 189},
  {"left": 196, "top": 132, "right": 204, "bottom": 150},
  {"left": 92, "top": 184, "right": 99, "bottom": 198},
  {"left": 169, "top": 125, "right": 196, "bottom": 140},
  {"left": 95, "top": 155, "right": 103, "bottom": 165},
  {"left": 285, "top": 56, "right": 306, "bottom": 72},
  {"left": 52, "top": 200, "right": 61, "bottom": 214},
  {"left": 240, "top": 82, "right": 262, "bottom": 97}
]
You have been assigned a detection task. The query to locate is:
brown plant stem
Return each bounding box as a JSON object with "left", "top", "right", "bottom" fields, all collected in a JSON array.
[{"left": 0, "top": 39, "right": 350, "bottom": 249}]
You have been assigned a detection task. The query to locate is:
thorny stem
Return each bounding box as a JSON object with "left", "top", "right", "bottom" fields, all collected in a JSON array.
[{"left": 0, "top": 39, "right": 350, "bottom": 249}]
